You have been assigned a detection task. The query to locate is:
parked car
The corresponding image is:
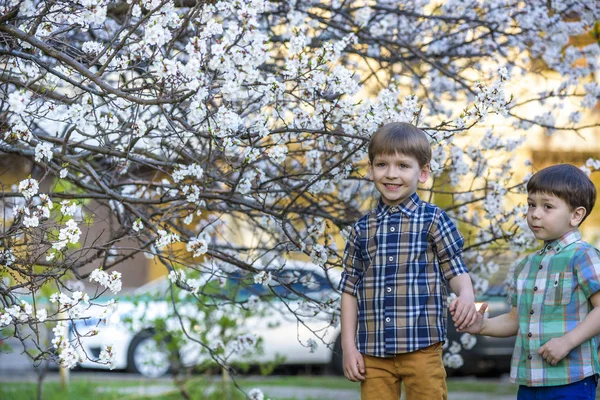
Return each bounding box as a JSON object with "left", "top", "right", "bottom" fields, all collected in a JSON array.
[
  {"left": 70, "top": 262, "right": 513, "bottom": 378},
  {"left": 70, "top": 260, "right": 345, "bottom": 377}
]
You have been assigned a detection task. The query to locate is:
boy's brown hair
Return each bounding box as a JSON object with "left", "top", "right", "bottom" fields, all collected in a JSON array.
[
  {"left": 368, "top": 122, "right": 432, "bottom": 167},
  {"left": 527, "top": 164, "right": 597, "bottom": 224}
]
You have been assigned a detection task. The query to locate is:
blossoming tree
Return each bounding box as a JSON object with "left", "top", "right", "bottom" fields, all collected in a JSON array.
[{"left": 0, "top": 0, "right": 599, "bottom": 391}]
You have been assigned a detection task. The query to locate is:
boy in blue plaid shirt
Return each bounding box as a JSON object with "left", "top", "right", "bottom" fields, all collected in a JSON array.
[
  {"left": 462, "top": 164, "right": 600, "bottom": 400},
  {"left": 338, "top": 122, "right": 477, "bottom": 400}
]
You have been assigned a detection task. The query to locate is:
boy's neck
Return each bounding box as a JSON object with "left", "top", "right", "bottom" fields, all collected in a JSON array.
[
  {"left": 379, "top": 192, "right": 418, "bottom": 208},
  {"left": 543, "top": 229, "right": 580, "bottom": 244}
]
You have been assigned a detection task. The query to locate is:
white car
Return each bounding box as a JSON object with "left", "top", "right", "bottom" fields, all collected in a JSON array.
[{"left": 70, "top": 261, "right": 343, "bottom": 378}]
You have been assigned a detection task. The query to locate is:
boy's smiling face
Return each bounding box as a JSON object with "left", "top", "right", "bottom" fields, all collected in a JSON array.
[
  {"left": 369, "top": 152, "right": 429, "bottom": 207},
  {"left": 526, "top": 192, "right": 586, "bottom": 241}
]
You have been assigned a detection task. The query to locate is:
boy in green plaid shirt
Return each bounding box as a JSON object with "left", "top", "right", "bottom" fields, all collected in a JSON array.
[{"left": 462, "top": 164, "right": 600, "bottom": 399}]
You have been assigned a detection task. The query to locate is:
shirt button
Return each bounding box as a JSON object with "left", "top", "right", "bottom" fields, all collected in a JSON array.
[
  {"left": 539, "top": 265, "right": 543, "bottom": 270},
  {"left": 530, "top": 309, "right": 534, "bottom": 315},
  {"left": 528, "top": 332, "right": 532, "bottom": 338},
  {"left": 534, "top": 286, "right": 538, "bottom": 291},
  {"left": 390, "top": 227, "right": 395, "bottom": 232},
  {"left": 385, "top": 317, "right": 391, "bottom": 323},
  {"left": 388, "top": 256, "right": 394, "bottom": 261},
  {"left": 386, "top": 287, "right": 392, "bottom": 293},
  {"left": 528, "top": 355, "right": 532, "bottom": 360}
]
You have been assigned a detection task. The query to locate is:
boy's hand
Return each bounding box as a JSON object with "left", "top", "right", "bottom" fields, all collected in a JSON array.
[
  {"left": 342, "top": 346, "right": 365, "bottom": 382},
  {"left": 449, "top": 294, "right": 477, "bottom": 330},
  {"left": 538, "top": 337, "right": 572, "bottom": 366},
  {"left": 457, "top": 302, "right": 487, "bottom": 334}
]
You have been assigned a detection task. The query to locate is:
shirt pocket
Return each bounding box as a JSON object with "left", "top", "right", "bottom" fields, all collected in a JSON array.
[{"left": 543, "top": 272, "right": 573, "bottom": 306}]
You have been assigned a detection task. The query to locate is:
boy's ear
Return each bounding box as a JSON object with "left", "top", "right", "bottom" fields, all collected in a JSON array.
[
  {"left": 418, "top": 163, "right": 430, "bottom": 183},
  {"left": 570, "top": 206, "right": 587, "bottom": 227}
]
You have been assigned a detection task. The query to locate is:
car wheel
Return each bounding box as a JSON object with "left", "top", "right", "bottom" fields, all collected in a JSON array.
[
  {"left": 330, "top": 335, "right": 344, "bottom": 375},
  {"left": 127, "top": 330, "right": 172, "bottom": 378}
]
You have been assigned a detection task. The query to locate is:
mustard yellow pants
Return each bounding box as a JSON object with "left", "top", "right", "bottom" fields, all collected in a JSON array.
[{"left": 361, "top": 342, "right": 447, "bottom": 400}]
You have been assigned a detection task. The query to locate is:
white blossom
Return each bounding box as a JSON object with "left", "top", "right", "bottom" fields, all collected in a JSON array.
[
  {"left": 132, "top": 219, "right": 144, "bottom": 232},
  {"left": 34, "top": 142, "right": 53, "bottom": 162},
  {"left": 60, "top": 201, "right": 79, "bottom": 217},
  {"left": 310, "top": 244, "right": 328, "bottom": 266},
  {"left": 443, "top": 353, "right": 464, "bottom": 369},
  {"left": 460, "top": 333, "right": 477, "bottom": 350},
  {"left": 187, "top": 235, "right": 208, "bottom": 257},
  {"left": 18, "top": 178, "right": 39, "bottom": 200},
  {"left": 99, "top": 345, "right": 117, "bottom": 369},
  {"left": 247, "top": 388, "right": 264, "bottom": 400},
  {"left": 53, "top": 219, "right": 82, "bottom": 251},
  {"left": 89, "top": 269, "right": 122, "bottom": 294},
  {"left": 253, "top": 271, "right": 272, "bottom": 286},
  {"left": 155, "top": 229, "right": 180, "bottom": 249},
  {"left": 267, "top": 144, "right": 288, "bottom": 165}
]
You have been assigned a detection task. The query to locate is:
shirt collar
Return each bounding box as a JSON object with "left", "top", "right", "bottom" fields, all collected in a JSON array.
[
  {"left": 375, "top": 193, "right": 420, "bottom": 219},
  {"left": 539, "top": 230, "right": 582, "bottom": 254}
]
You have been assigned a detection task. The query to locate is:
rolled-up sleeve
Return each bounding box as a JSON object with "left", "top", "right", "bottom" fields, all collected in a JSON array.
[
  {"left": 338, "top": 224, "right": 364, "bottom": 296},
  {"left": 430, "top": 209, "right": 468, "bottom": 281}
]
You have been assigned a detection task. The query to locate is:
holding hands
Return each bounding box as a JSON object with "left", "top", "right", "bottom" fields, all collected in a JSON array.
[
  {"left": 456, "top": 302, "right": 488, "bottom": 334},
  {"left": 449, "top": 293, "right": 478, "bottom": 331}
]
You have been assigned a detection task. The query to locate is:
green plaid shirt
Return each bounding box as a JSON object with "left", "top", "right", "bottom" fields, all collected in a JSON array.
[{"left": 507, "top": 230, "right": 600, "bottom": 386}]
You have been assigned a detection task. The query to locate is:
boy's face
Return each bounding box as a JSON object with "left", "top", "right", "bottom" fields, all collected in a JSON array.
[
  {"left": 369, "top": 152, "right": 429, "bottom": 207},
  {"left": 526, "top": 192, "right": 586, "bottom": 241}
]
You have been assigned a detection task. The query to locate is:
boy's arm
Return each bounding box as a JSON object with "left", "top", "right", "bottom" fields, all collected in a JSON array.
[
  {"left": 430, "top": 209, "right": 477, "bottom": 329},
  {"left": 538, "top": 291, "right": 600, "bottom": 366},
  {"left": 460, "top": 305, "right": 519, "bottom": 337},
  {"left": 341, "top": 292, "right": 365, "bottom": 381},
  {"left": 448, "top": 273, "right": 477, "bottom": 330}
]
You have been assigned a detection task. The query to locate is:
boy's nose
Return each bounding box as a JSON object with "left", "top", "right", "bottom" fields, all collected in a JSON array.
[{"left": 385, "top": 167, "right": 400, "bottom": 178}]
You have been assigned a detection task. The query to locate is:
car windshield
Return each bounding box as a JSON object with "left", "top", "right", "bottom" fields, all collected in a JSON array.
[{"left": 230, "top": 270, "right": 337, "bottom": 302}]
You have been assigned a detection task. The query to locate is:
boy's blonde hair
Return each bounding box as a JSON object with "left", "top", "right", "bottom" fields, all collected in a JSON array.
[
  {"left": 368, "top": 122, "right": 431, "bottom": 167},
  {"left": 527, "top": 164, "right": 597, "bottom": 225}
]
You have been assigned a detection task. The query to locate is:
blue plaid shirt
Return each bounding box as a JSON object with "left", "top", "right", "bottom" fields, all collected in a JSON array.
[{"left": 338, "top": 193, "right": 469, "bottom": 356}]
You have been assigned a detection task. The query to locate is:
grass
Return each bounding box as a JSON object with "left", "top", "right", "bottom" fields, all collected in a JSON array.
[{"left": 0, "top": 375, "right": 525, "bottom": 400}]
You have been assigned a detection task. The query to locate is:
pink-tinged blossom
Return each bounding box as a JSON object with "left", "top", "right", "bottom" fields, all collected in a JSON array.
[{"left": 99, "top": 345, "right": 117, "bottom": 369}]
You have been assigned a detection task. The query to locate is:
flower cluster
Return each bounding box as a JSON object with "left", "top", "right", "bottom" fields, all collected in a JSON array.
[
  {"left": 52, "top": 321, "right": 82, "bottom": 369},
  {"left": 89, "top": 269, "right": 123, "bottom": 294}
]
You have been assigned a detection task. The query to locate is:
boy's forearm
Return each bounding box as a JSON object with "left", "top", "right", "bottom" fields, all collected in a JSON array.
[
  {"left": 480, "top": 306, "right": 519, "bottom": 337},
  {"left": 560, "top": 293, "right": 600, "bottom": 351},
  {"left": 449, "top": 273, "right": 474, "bottom": 301},
  {"left": 341, "top": 292, "right": 358, "bottom": 351}
]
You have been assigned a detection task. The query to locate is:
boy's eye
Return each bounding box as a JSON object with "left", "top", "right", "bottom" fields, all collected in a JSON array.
[
  {"left": 527, "top": 203, "right": 535, "bottom": 208},
  {"left": 400, "top": 164, "right": 409, "bottom": 168},
  {"left": 544, "top": 204, "right": 553, "bottom": 209},
  {"left": 376, "top": 163, "right": 385, "bottom": 167}
]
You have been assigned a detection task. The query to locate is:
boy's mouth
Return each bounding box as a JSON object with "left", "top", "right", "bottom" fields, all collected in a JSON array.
[{"left": 384, "top": 183, "right": 401, "bottom": 189}]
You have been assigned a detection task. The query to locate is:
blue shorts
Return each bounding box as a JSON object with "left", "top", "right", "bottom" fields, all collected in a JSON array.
[{"left": 517, "top": 375, "right": 598, "bottom": 400}]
